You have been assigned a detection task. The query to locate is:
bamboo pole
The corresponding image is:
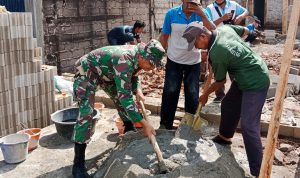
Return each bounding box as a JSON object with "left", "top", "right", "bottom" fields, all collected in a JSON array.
[
  {"left": 259, "top": 1, "right": 300, "bottom": 178},
  {"left": 282, "top": 0, "right": 288, "bottom": 34}
]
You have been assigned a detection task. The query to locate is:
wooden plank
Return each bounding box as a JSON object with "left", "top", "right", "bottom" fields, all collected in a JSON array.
[
  {"left": 282, "top": 0, "right": 288, "bottom": 34},
  {"left": 259, "top": 1, "right": 300, "bottom": 178}
]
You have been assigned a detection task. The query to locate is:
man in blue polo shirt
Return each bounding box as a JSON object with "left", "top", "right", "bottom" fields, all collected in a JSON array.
[
  {"left": 159, "top": 0, "right": 215, "bottom": 130},
  {"left": 107, "top": 20, "right": 146, "bottom": 45},
  {"left": 206, "top": 0, "right": 248, "bottom": 26},
  {"left": 206, "top": 0, "right": 248, "bottom": 102}
]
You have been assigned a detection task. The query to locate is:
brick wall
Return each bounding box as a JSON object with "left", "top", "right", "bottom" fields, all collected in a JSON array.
[{"left": 43, "top": 0, "right": 182, "bottom": 74}]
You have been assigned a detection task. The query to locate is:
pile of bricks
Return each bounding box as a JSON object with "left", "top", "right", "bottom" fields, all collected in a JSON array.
[{"left": 0, "top": 12, "right": 72, "bottom": 137}]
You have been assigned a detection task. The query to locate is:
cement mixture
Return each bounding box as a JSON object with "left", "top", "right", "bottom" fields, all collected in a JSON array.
[{"left": 94, "top": 130, "right": 247, "bottom": 178}]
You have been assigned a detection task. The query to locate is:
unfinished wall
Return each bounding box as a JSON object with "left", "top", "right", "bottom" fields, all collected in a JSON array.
[{"left": 43, "top": 0, "right": 181, "bottom": 74}]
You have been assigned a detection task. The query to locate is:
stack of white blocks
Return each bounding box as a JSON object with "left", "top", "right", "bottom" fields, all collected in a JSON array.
[{"left": 0, "top": 12, "right": 72, "bottom": 137}]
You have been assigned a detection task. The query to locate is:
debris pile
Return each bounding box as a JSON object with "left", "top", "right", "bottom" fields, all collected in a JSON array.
[
  {"left": 141, "top": 69, "right": 165, "bottom": 97},
  {"left": 94, "top": 130, "right": 246, "bottom": 178}
]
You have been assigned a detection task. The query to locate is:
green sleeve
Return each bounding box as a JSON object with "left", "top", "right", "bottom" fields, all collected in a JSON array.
[
  {"left": 229, "top": 25, "right": 245, "bottom": 37},
  {"left": 113, "top": 59, "right": 143, "bottom": 122}
]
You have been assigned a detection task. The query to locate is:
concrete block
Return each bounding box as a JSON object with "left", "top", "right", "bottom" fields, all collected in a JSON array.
[
  {"left": 0, "top": 53, "right": 5, "bottom": 66},
  {"left": 17, "top": 26, "right": 26, "bottom": 38},
  {"left": 279, "top": 125, "right": 294, "bottom": 137},
  {"left": 291, "top": 58, "right": 300, "bottom": 66},
  {"left": 290, "top": 67, "right": 299, "bottom": 75},
  {"left": 25, "top": 26, "right": 33, "bottom": 38},
  {"left": 8, "top": 13, "right": 18, "bottom": 26},
  {"left": 0, "top": 26, "right": 10, "bottom": 40},
  {"left": 0, "top": 13, "right": 9, "bottom": 26},
  {"left": 24, "top": 13, "right": 32, "bottom": 26},
  {"left": 270, "top": 74, "right": 300, "bottom": 94},
  {"left": 12, "top": 102, "right": 19, "bottom": 115},
  {"left": 21, "top": 38, "right": 34, "bottom": 50},
  {"left": 17, "top": 13, "right": 25, "bottom": 26},
  {"left": 8, "top": 37, "right": 17, "bottom": 52},
  {"left": 9, "top": 51, "right": 18, "bottom": 65},
  {"left": 39, "top": 82, "right": 46, "bottom": 95},
  {"left": 34, "top": 47, "right": 42, "bottom": 57},
  {"left": 2, "top": 40, "right": 11, "bottom": 53},
  {"left": 267, "top": 86, "right": 276, "bottom": 99},
  {"left": 10, "top": 26, "right": 18, "bottom": 39}
]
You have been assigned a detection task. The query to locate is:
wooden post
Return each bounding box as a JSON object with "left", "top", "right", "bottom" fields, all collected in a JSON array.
[
  {"left": 259, "top": 1, "right": 300, "bottom": 178},
  {"left": 282, "top": 0, "right": 289, "bottom": 34},
  {"left": 247, "top": 0, "right": 254, "bottom": 16}
]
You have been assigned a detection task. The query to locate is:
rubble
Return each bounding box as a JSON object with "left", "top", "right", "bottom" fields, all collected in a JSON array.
[
  {"left": 279, "top": 143, "right": 294, "bottom": 152},
  {"left": 274, "top": 149, "right": 284, "bottom": 165},
  {"left": 94, "top": 130, "right": 247, "bottom": 178}
]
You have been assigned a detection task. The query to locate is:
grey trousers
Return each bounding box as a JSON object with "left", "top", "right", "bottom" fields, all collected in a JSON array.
[{"left": 220, "top": 81, "right": 269, "bottom": 177}]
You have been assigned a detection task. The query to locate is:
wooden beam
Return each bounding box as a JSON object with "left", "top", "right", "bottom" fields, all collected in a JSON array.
[
  {"left": 282, "top": 0, "right": 288, "bottom": 34},
  {"left": 247, "top": 0, "right": 254, "bottom": 16},
  {"left": 259, "top": 1, "right": 300, "bottom": 178}
]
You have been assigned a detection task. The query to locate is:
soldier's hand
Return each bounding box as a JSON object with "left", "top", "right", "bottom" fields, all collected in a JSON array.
[
  {"left": 222, "top": 13, "right": 233, "bottom": 21},
  {"left": 136, "top": 89, "right": 145, "bottom": 103}
]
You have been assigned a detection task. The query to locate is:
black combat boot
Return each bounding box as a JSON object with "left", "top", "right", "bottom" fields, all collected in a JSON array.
[
  {"left": 123, "top": 121, "right": 137, "bottom": 133},
  {"left": 72, "top": 143, "right": 89, "bottom": 178}
]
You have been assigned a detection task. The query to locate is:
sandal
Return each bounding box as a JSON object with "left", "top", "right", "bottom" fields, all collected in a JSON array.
[{"left": 212, "top": 135, "right": 232, "bottom": 145}]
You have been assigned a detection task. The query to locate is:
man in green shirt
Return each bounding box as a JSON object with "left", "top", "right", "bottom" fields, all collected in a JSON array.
[
  {"left": 72, "top": 39, "right": 165, "bottom": 178},
  {"left": 182, "top": 22, "right": 269, "bottom": 177}
]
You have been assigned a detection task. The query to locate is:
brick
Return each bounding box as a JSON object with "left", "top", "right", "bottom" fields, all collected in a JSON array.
[
  {"left": 279, "top": 125, "right": 294, "bottom": 137},
  {"left": 290, "top": 67, "right": 300, "bottom": 75},
  {"left": 294, "top": 127, "right": 300, "bottom": 139},
  {"left": 291, "top": 58, "right": 300, "bottom": 66}
]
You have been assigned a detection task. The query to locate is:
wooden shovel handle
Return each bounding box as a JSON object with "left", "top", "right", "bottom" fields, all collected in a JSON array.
[
  {"left": 196, "top": 65, "right": 213, "bottom": 116},
  {"left": 139, "top": 100, "right": 164, "bottom": 162},
  {"left": 150, "top": 135, "right": 164, "bottom": 162}
]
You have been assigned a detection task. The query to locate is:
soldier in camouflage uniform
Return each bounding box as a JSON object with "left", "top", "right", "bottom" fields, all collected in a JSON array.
[{"left": 72, "top": 39, "right": 165, "bottom": 178}]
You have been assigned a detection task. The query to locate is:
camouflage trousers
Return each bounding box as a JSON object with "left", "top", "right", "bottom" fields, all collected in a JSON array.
[{"left": 72, "top": 73, "right": 133, "bottom": 144}]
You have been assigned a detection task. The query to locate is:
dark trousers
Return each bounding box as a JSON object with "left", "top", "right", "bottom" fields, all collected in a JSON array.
[
  {"left": 215, "top": 74, "right": 234, "bottom": 98},
  {"left": 160, "top": 59, "right": 200, "bottom": 129},
  {"left": 107, "top": 34, "right": 123, "bottom": 45},
  {"left": 220, "top": 81, "right": 269, "bottom": 176}
]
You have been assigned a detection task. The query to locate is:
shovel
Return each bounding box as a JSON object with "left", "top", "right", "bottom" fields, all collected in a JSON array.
[
  {"left": 139, "top": 100, "right": 168, "bottom": 174},
  {"left": 175, "top": 66, "right": 213, "bottom": 137}
]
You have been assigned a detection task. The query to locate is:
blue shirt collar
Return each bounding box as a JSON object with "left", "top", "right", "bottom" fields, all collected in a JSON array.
[{"left": 213, "top": 0, "right": 230, "bottom": 9}]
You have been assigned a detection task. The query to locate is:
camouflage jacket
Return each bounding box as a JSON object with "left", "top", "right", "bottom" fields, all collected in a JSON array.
[{"left": 78, "top": 45, "right": 143, "bottom": 122}]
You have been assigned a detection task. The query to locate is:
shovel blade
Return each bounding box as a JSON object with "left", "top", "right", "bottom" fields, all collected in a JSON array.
[{"left": 192, "top": 116, "right": 208, "bottom": 131}]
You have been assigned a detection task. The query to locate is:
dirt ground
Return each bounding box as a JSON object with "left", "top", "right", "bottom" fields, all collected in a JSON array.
[{"left": 0, "top": 106, "right": 299, "bottom": 178}]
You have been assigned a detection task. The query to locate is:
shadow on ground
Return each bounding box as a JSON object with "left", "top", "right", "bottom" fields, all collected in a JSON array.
[
  {"left": 39, "top": 133, "right": 73, "bottom": 149},
  {"left": 0, "top": 160, "right": 18, "bottom": 174},
  {"left": 35, "top": 148, "right": 114, "bottom": 178},
  {"left": 106, "top": 133, "right": 119, "bottom": 143}
]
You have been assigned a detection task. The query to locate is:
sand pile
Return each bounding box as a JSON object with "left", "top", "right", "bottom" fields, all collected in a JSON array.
[{"left": 94, "top": 130, "right": 246, "bottom": 178}]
